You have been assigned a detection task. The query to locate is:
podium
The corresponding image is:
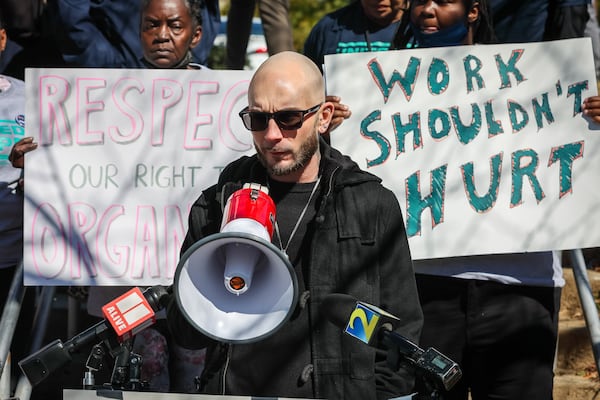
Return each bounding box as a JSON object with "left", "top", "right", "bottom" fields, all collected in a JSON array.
[
  {"left": 63, "top": 390, "right": 314, "bottom": 400},
  {"left": 63, "top": 389, "right": 415, "bottom": 400}
]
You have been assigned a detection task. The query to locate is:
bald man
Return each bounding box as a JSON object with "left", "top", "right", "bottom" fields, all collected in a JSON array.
[{"left": 167, "top": 51, "right": 422, "bottom": 400}]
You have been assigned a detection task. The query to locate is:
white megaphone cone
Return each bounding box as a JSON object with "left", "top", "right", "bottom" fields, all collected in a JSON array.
[
  {"left": 219, "top": 187, "right": 275, "bottom": 295},
  {"left": 173, "top": 183, "right": 298, "bottom": 344}
]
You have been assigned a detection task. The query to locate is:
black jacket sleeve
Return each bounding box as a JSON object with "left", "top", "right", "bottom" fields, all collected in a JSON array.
[{"left": 374, "top": 186, "right": 423, "bottom": 398}]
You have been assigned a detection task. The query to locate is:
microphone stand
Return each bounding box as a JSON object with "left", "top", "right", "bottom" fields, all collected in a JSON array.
[
  {"left": 112, "top": 340, "right": 143, "bottom": 389},
  {"left": 109, "top": 339, "right": 148, "bottom": 391},
  {"left": 83, "top": 343, "right": 105, "bottom": 389},
  {"left": 128, "top": 350, "right": 144, "bottom": 391},
  {"left": 19, "top": 286, "right": 169, "bottom": 389},
  {"left": 110, "top": 340, "right": 132, "bottom": 389},
  {"left": 382, "top": 331, "right": 462, "bottom": 400},
  {"left": 80, "top": 338, "right": 148, "bottom": 392}
]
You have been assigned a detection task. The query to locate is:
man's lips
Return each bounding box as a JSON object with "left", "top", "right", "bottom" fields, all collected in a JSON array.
[
  {"left": 266, "top": 149, "right": 289, "bottom": 158},
  {"left": 152, "top": 48, "right": 173, "bottom": 55},
  {"left": 420, "top": 26, "right": 439, "bottom": 33}
]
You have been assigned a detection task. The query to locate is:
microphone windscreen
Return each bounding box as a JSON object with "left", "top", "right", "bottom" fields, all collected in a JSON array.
[
  {"left": 321, "top": 293, "right": 402, "bottom": 346},
  {"left": 320, "top": 293, "right": 360, "bottom": 328}
]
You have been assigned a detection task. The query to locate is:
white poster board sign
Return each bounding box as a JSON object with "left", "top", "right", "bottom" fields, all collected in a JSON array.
[
  {"left": 325, "top": 38, "right": 600, "bottom": 260},
  {"left": 23, "top": 68, "right": 254, "bottom": 286}
]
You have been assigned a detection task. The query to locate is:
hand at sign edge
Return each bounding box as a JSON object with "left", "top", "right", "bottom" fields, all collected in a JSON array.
[
  {"left": 582, "top": 96, "right": 600, "bottom": 124},
  {"left": 9, "top": 137, "right": 38, "bottom": 169},
  {"left": 323, "top": 95, "right": 352, "bottom": 138}
]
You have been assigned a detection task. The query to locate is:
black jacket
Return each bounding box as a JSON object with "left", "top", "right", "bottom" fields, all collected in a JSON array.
[{"left": 167, "top": 140, "right": 423, "bottom": 399}]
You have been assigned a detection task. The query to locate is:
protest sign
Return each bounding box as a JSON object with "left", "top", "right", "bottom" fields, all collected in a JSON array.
[
  {"left": 325, "top": 38, "right": 600, "bottom": 260},
  {"left": 23, "top": 68, "right": 254, "bottom": 285}
]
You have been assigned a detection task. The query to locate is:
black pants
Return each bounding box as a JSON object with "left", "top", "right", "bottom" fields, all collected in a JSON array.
[
  {"left": 225, "top": 0, "right": 293, "bottom": 69},
  {"left": 416, "top": 274, "right": 560, "bottom": 400}
]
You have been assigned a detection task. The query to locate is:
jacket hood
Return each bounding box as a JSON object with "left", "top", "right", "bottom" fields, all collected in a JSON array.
[{"left": 319, "top": 138, "right": 382, "bottom": 190}]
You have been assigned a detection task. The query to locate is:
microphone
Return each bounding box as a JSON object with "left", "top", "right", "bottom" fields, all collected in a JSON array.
[
  {"left": 321, "top": 293, "right": 462, "bottom": 392},
  {"left": 19, "top": 285, "right": 170, "bottom": 387}
]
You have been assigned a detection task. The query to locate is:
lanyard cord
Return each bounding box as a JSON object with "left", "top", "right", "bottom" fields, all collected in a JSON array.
[{"left": 273, "top": 176, "right": 321, "bottom": 256}]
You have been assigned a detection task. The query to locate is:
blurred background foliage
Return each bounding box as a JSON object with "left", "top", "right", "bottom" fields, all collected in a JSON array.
[{"left": 288, "top": 0, "right": 352, "bottom": 50}]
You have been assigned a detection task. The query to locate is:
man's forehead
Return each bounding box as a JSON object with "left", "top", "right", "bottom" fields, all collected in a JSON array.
[{"left": 250, "top": 77, "right": 305, "bottom": 104}]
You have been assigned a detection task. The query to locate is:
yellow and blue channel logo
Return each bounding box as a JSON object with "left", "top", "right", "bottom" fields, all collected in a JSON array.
[{"left": 344, "top": 303, "right": 380, "bottom": 344}]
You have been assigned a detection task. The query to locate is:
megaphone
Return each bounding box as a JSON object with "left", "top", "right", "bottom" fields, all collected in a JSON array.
[{"left": 173, "top": 183, "right": 298, "bottom": 344}]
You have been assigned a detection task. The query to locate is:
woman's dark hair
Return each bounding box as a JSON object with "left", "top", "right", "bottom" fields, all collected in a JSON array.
[
  {"left": 393, "top": 0, "right": 496, "bottom": 49},
  {"left": 471, "top": 0, "right": 496, "bottom": 44},
  {"left": 140, "top": 0, "right": 204, "bottom": 28}
]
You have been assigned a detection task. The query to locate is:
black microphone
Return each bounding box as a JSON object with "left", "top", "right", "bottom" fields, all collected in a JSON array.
[
  {"left": 18, "top": 285, "right": 171, "bottom": 387},
  {"left": 321, "top": 293, "right": 462, "bottom": 392}
]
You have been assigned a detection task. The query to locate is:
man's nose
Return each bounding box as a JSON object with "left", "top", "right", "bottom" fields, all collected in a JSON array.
[
  {"left": 263, "top": 118, "right": 284, "bottom": 142},
  {"left": 157, "top": 25, "right": 169, "bottom": 40},
  {"left": 421, "top": 0, "right": 436, "bottom": 13}
]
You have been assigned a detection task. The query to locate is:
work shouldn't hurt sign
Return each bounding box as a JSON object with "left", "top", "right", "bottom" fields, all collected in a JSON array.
[{"left": 325, "top": 38, "right": 600, "bottom": 260}]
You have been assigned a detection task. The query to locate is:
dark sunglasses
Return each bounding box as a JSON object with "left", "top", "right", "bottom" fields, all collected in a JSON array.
[{"left": 239, "top": 103, "right": 322, "bottom": 131}]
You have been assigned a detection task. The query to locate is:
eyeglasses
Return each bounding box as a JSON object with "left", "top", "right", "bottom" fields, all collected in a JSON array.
[{"left": 239, "top": 103, "right": 322, "bottom": 131}]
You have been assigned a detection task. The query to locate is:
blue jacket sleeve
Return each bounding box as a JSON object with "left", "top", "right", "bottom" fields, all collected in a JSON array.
[
  {"left": 54, "top": 0, "right": 143, "bottom": 67},
  {"left": 192, "top": 0, "right": 221, "bottom": 66}
]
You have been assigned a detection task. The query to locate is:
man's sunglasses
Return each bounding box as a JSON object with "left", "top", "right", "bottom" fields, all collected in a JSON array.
[{"left": 239, "top": 103, "right": 322, "bottom": 131}]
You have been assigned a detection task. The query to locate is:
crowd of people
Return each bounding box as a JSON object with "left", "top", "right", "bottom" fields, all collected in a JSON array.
[{"left": 1, "top": 0, "right": 600, "bottom": 399}]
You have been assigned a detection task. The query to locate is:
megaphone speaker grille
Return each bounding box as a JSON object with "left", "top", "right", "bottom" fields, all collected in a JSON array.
[{"left": 173, "top": 232, "right": 298, "bottom": 344}]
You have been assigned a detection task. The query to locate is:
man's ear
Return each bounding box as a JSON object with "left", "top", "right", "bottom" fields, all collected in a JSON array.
[
  {"left": 318, "top": 102, "right": 335, "bottom": 134},
  {"left": 0, "top": 29, "right": 7, "bottom": 53},
  {"left": 189, "top": 26, "right": 202, "bottom": 49},
  {"left": 468, "top": 2, "right": 480, "bottom": 24}
]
